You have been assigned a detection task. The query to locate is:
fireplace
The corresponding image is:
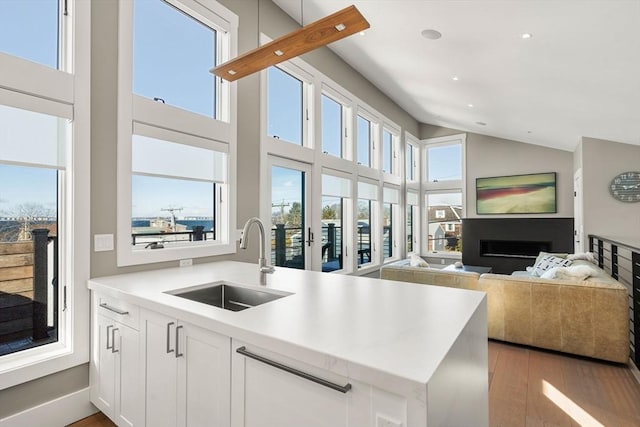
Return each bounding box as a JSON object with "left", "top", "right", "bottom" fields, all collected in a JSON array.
[
  {"left": 480, "top": 240, "right": 551, "bottom": 259},
  {"left": 462, "top": 218, "right": 573, "bottom": 274}
]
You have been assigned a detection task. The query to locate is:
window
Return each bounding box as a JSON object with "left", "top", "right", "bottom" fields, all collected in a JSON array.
[
  {"left": 118, "top": 0, "right": 237, "bottom": 266},
  {"left": 382, "top": 186, "right": 399, "bottom": 260},
  {"left": 382, "top": 129, "right": 393, "bottom": 173},
  {"left": 133, "top": 0, "right": 218, "bottom": 117},
  {"left": 0, "top": 105, "right": 69, "bottom": 357},
  {"left": 0, "top": 0, "right": 59, "bottom": 69},
  {"left": 356, "top": 115, "right": 372, "bottom": 167},
  {"left": 130, "top": 131, "right": 226, "bottom": 250},
  {"left": 0, "top": 0, "right": 90, "bottom": 385},
  {"left": 321, "top": 174, "right": 350, "bottom": 272},
  {"left": 426, "top": 192, "right": 462, "bottom": 253},
  {"left": 321, "top": 94, "right": 343, "bottom": 158},
  {"left": 268, "top": 66, "right": 303, "bottom": 145},
  {"left": 406, "top": 141, "right": 419, "bottom": 181},
  {"left": 427, "top": 143, "right": 462, "bottom": 183},
  {"left": 357, "top": 181, "right": 378, "bottom": 267},
  {"left": 270, "top": 165, "right": 307, "bottom": 270},
  {"left": 423, "top": 134, "right": 465, "bottom": 256},
  {"left": 406, "top": 191, "right": 419, "bottom": 254}
]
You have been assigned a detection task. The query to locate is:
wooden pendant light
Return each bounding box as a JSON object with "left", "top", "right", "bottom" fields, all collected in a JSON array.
[{"left": 211, "top": 5, "right": 369, "bottom": 82}]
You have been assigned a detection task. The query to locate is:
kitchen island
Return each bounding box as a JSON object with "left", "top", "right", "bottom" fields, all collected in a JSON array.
[{"left": 88, "top": 261, "right": 488, "bottom": 427}]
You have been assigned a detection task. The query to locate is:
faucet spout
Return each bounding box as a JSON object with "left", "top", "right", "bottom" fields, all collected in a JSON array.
[{"left": 240, "top": 217, "right": 275, "bottom": 285}]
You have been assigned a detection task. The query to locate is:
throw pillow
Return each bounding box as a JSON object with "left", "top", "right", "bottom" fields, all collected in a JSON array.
[
  {"left": 532, "top": 251, "right": 569, "bottom": 269},
  {"left": 409, "top": 253, "right": 429, "bottom": 267},
  {"left": 541, "top": 264, "right": 598, "bottom": 281},
  {"left": 566, "top": 252, "right": 597, "bottom": 264},
  {"left": 531, "top": 254, "right": 572, "bottom": 277}
]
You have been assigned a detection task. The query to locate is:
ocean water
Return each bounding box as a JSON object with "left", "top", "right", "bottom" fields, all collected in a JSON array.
[{"left": 132, "top": 219, "right": 214, "bottom": 230}]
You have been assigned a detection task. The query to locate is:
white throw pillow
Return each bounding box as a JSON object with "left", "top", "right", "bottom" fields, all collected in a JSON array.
[
  {"left": 541, "top": 264, "right": 597, "bottom": 281},
  {"left": 566, "top": 252, "right": 598, "bottom": 264},
  {"left": 409, "top": 253, "right": 429, "bottom": 267},
  {"left": 531, "top": 254, "right": 572, "bottom": 277}
]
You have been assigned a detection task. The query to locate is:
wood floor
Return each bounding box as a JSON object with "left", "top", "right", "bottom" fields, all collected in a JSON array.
[{"left": 68, "top": 340, "right": 640, "bottom": 427}]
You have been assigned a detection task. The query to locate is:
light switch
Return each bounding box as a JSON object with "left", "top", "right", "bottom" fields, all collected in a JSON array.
[{"left": 94, "top": 234, "right": 114, "bottom": 252}]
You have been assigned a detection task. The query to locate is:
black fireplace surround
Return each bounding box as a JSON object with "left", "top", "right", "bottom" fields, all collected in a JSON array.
[{"left": 462, "top": 218, "right": 574, "bottom": 274}]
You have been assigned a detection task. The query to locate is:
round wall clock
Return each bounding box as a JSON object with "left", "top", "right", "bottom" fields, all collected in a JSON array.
[{"left": 609, "top": 171, "right": 640, "bottom": 203}]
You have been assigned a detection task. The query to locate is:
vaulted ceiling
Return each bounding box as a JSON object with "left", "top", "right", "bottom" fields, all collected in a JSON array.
[{"left": 272, "top": 0, "right": 640, "bottom": 151}]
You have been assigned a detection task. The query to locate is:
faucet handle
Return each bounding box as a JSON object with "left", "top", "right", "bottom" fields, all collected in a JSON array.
[{"left": 260, "top": 265, "right": 275, "bottom": 274}]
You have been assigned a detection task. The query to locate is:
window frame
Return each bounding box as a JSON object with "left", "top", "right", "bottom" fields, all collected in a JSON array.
[
  {"left": 381, "top": 124, "right": 400, "bottom": 177},
  {"left": 116, "top": 0, "right": 238, "bottom": 266},
  {"left": 355, "top": 108, "right": 378, "bottom": 169},
  {"left": 320, "top": 85, "right": 351, "bottom": 161},
  {"left": 382, "top": 185, "right": 400, "bottom": 262},
  {"left": 0, "top": 0, "right": 91, "bottom": 389},
  {"left": 406, "top": 190, "right": 420, "bottom": 255},
  {"left": 319, "top": 168, "right": 353, "bottom": 274}
]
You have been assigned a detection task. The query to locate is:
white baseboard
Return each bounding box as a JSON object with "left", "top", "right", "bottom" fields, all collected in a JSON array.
[{"left": 0, "top": 387, "right": 97, "bottom": 427}]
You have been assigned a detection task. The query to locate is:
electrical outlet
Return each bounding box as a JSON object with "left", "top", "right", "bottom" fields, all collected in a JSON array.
[{"left": 179, "top": 259, "right": 193, "bottom": 267}]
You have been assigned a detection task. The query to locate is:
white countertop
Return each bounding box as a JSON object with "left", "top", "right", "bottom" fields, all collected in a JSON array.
[{"left": 88, "top": 261, "right": 486, "bottom": 386}]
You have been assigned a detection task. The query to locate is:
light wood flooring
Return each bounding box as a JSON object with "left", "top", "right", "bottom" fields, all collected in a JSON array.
[{"left": 69, "top": 340, "right": 640, "bottom": 427}]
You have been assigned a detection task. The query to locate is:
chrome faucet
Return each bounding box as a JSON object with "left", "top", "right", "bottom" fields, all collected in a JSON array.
[{"left": 240, "top": 217, "right": 275, "bottom": 285}]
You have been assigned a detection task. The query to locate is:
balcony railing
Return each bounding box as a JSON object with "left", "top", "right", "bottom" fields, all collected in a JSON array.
[
  {"left": 131, "top": 227, "right": 215, "bottom": 247},
  {"left": 0, "top": 228, "right": 58, "bottom": 355}
]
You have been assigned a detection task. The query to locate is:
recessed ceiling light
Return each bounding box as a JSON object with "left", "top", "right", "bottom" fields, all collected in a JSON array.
[
  {"left": 521, "top": 33, "right": 533, "bottom": 39},
  {"left": 421, "top": 29, "right": 442, "bottom": 40},
  {"left": 359, "top": 31, "right": 366, "bottom": 36},
  {"left": 476, "top": 121, "right": 487, "bottom": 126},
  {"left": 452, "top": 76, "right": 459, "bottom": 81},
  {"left": 467, "top": 104, "right": 474, "bottom": 108}
]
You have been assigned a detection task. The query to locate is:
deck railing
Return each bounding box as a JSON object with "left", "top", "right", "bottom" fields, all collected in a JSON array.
[{"left": 0, "top": 229, "right": 58, "bottom": 353}]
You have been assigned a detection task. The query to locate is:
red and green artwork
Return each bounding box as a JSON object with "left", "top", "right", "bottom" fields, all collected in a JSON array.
[{"left": 476, "top": 172, "right": 556, "bottom": 214}]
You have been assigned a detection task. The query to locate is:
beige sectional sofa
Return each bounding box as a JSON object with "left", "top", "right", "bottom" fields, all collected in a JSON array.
[{"left": 380, "top": 259, "right": 629, "bottom": 363}]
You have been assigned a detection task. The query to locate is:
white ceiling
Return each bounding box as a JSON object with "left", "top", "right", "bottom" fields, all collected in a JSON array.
[{"left": 271, "top": 0, "right": 640, "bottom": 152}]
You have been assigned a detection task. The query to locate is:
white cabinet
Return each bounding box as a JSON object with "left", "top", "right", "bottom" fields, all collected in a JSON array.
[
  {"left": 231, "top": 340, "right": 407, "bottom": 427},
  {"left": 142, "top": 309, "right": 231, "bottom": 427},
  {"left": 90, "top": 295, "right": 143, "bottom": 427}
]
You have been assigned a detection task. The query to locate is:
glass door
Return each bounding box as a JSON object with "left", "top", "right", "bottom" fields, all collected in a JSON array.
[{"left": 269, "top": 158, "right": 312, "bottom": 270}]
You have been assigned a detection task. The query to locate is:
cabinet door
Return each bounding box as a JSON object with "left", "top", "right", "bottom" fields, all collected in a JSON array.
[
  {"left": 115, "top": 323, "right": 143, "bottom": 427},
  {"left": 231, "top": 342, "right": 352, "bottom": 427},
  {"left": 94, "top": 314, "right": 117, "bottom": 418},
  {"left": 177, "top": 322, "right": 231, "bottom": 427},
  {"left": 143, "top": 309, "right": 179, "bottom": 427}
]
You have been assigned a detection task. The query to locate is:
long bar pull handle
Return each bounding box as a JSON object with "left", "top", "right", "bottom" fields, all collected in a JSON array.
[
  {"left": 111, "top": 328, "right": 119, "bottom": 353},
  {"left": 166, "top": 322, "right": 175, "bottom": 354},
  {"left": 175, "top": 325, "right": 184, "bottom": 358},
  {"left": 106, "top": 325, "right": 113, "bottom": 350},
  {"left": 307, "top": 228, "right": 314, "bottom": 247},
  {"left": 236, "top": 346, "right": 352, "bottom": 394},
  {"left": 100, "top": 302, "right": 129, "bottom": 316}
]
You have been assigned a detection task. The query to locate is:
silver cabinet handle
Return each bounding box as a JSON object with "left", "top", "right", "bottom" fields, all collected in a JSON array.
[
  {"left": 166, "top": 322, "right": 175, "bottom": 353},
  {"left": 236, "top": 346, "right": 351, "bottom": 394},
  {"left": 111, "top": 328, "right": 119, "bottom": 353},
  {"left": 175, "top": 325, "right": 184, "bottom": 358},
  {"left": 100, "top": 302, "right": 129, "bottom": 316},
  {"left": 106, "top": 325, "right": 113, "bottom": 350}
]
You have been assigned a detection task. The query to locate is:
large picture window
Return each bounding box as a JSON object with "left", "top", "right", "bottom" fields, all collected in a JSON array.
[
  {"left": 0, "top": 0, "right": 89, "bottom": 382},
  {"left": 118, "top": 0, "right": 237, "bottom": 266}
]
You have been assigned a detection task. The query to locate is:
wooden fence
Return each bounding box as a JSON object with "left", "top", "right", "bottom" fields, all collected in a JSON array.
[{"left": 0, "top": 241, "right": 34, "bottom": 343}]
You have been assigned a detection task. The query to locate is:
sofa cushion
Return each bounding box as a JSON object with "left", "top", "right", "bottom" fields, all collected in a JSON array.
[{"left": 531, "top": 254, "right": 572, "bottom": 276}]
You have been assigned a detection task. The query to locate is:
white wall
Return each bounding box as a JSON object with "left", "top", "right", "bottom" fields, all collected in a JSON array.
[{"left": 580, "top": 137, "right": 640, "bottom": 242}]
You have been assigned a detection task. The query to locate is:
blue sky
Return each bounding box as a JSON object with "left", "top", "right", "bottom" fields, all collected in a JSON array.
[{"left": 0, "top": 165, "right": 57, "bottom": 216}]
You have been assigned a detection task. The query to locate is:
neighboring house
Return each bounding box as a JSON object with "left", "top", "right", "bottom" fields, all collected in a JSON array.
[
  {"left": 428, "top": 223, "right": 446, "bottom": 251},
  {"left": 428, "top": 205, "right": 462, "bottom": 250}
]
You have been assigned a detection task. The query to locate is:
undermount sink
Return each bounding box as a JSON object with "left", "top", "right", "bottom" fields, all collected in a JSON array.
[{"left": 165, "top": 281, "right": 292, "bottom": 312}]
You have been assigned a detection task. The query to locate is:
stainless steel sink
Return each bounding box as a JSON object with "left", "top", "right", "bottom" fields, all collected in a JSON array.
[{"left": 165, "top": 281, "right": 291, "bottom": 312}]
